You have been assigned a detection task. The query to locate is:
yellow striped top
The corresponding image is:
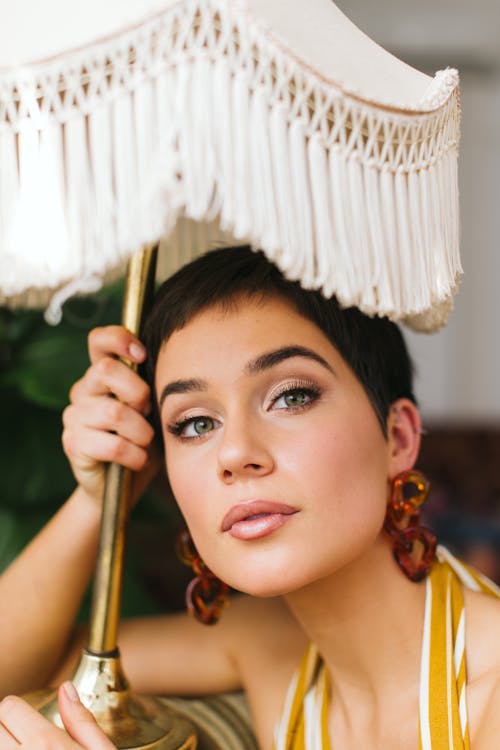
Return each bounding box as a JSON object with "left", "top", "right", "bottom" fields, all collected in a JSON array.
[{"left": 274, "top": 546, "right": 500, "bottom": 750}]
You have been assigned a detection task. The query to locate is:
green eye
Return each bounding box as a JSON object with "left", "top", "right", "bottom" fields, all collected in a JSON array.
[
  {"left": 273, "top": 387, "right": 318, "bottom": 410},
  {"left": 168, "top": 415, "right": 219, "bottom": 439},
  {"left": 192, "top": 417, "right": 214, "bottom": 435},
  {"left": 283, "top": 391, "right": 309, "bottom": 407}
]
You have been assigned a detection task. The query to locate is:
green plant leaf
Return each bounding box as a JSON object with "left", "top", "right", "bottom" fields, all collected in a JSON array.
[
  {"left": 0, "top": 390, "right": 74, "bottom": 508},
  {"left": 1, "top": 285, "right": 123, "bottom": 408}
]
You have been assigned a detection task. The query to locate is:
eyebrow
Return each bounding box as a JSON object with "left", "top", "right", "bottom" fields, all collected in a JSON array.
[
  {"left": 158, "top": 378, "right": 208, "bottom": 409},
  {"left": 244, "top": 346, "right": 334, "bottom": 376},
  {"left": 158, "top": 345, "right": 334, "bottom": 409}
]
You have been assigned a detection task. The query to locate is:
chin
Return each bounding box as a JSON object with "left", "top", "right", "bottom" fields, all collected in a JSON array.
[
  {"left": 231, "top": 579, "right": 296, "bottom": 599},
  {"left": 216, "top": 556, "right": 318, "bottom": 599}
]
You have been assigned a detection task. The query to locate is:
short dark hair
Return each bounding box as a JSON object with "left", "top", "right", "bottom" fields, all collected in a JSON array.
[{"left": 143, "top": 245, "right": 416, "bottom": 436}]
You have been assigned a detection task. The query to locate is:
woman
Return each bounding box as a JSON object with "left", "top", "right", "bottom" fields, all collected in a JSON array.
[{"left": 1, "top": 246, "right": 499, "bottom": 749}]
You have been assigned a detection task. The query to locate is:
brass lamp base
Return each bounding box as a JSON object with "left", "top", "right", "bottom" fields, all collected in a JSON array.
[{"left": 24, "top": 649, "right": 197, "bottom": 749}]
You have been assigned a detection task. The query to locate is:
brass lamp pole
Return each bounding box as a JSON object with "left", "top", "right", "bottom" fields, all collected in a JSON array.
[{"left": 27, "top": 245, "right": 197, "bottom": 749}]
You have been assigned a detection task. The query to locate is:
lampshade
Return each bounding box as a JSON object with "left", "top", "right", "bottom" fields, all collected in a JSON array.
[{"left": 0, "top": 0, "right": 460, "bottom": 330}]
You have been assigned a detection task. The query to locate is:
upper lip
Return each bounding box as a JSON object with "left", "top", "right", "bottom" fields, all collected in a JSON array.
[{"left": 221, "top": 501, "right": 298, "bottom": 532}]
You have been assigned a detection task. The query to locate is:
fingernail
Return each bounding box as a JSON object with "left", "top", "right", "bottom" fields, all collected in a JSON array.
[
  {"left": 129, "top": 342, "right": 146, "bottom": 361},
  {"left": 63, "top": 681, "right": 80, "bottom": 703}
]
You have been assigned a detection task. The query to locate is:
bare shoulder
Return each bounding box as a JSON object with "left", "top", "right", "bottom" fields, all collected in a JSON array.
[
  {"left": 464, "top": 587, "right": 500, "bottom": 747},
  {"left": 470, "top": 674, "right": 500, "bottom": 749},
  {"left": 465, "top": 586, "right": 500, "bottom": 680}
]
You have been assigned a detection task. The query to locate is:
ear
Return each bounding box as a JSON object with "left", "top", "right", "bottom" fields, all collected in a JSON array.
[{"left": 386, "top": 398, "right": 422, "bottom": 479}]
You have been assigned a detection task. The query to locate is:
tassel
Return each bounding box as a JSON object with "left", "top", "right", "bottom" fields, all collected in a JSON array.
[
  {"left": 154, "top": 65, "right": 184, "bottom": 245},
  {"left": 348, "top": 151, "right": 377, "bottom": 312},
  {"left": 183, "top": 56, "right": 218, "bottom": 223},
  {"left": 0, "top": 129, "right": 19, "bottom": 270},
  {"left": 407, "top": 166, "right": 428, "bottom": 311},
  {"left": 328, "top": 145, "right": 358, "bottom": 304},
  {"left": 249, "top": 84, "right": 280, "bottom": 254},
  {"left": 307, "top": 133, "right": 335, "bottom": 295},
  {"left": 268, "top": 103, "right": 296, "bottom": 272},
  {"left": 213, "top": 58, "right": 235, "bottom": 232},
  {"left": 64, "top": 115, "right": 94, "bottom": 270},
  {"left": 16, "top": 126, "right": 70, "bottom": 283},
  {"left": 87, "top": 102, "right": 117, "bottom": 270},
  {"left": 288, "top": 117, "right": 315, "bottom": 289},
  {"left": 364, "top": 161, "right": 395, "bottom": 315},
  {"left": 0, "top": 0, "right": 460, "bottom": 331},
  {"left": 415, "top": 166, "right": 434, "bottom": 306},
  {"left": 379, "top": 164, "right": 402, "bottom": 315},
  {"left": 112, "top": 91, "right": 140, "bottom": 252},
  {"left": 133, "top": 73, "right": 163, "bottom": 244},
  {"left": 231, "top": 69, "right": 253, "bottom": 241},
  {"left": 394, "top": 166, "right": 417, "bottom": 313}
]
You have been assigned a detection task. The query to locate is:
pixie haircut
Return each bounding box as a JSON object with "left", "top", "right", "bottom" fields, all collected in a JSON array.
[{"left": 143, "top": 245, "right": 415, "bottom": 436}]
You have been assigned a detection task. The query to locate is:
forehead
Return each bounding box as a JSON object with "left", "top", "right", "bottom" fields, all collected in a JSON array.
[{"left": 155, "top": 295, "right": 346, "bottom": 380}]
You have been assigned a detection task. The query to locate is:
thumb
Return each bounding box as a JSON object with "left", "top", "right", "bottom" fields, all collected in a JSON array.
[{"left": 58, "top": 682, "right": 116, "bottom": 749}]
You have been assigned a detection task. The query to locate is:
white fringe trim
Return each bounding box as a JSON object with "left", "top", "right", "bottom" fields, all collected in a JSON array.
[{"left": 0, "top": 0, "right": 461, "bottom": 330}]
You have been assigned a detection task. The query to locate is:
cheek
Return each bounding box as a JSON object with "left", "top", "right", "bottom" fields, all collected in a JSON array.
[
  {"left": 288, "top": 417, "right": 389, "bottom": 525},
  {"left": 164, "top": 448, "right": 215, "bottom": 544},
  {"left": 165, "top": 454, "right": 196, "bottom": 515}
]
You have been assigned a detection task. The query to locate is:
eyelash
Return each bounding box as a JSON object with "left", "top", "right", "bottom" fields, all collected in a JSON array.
[
  {"left": 268, "top": 383, "right": 321, "bottom": 411},
  {"left": 167, "top": 417, "right": 213, "bottom": 439},
  {"left": 166, "top": 382, "right": 322, "bottom": 440}
]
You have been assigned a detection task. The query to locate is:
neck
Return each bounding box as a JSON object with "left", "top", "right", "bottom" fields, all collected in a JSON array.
[{"left": 284, "top": 534, "right": 426, "bottom": 717}]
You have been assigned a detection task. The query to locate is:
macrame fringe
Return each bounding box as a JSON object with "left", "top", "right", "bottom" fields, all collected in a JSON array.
[{"left": 0, "top": 0, "right": 461, "bottom": 330}]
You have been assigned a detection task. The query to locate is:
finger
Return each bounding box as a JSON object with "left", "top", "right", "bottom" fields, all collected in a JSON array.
[
  {"left": 0, "top": 718, "right": 19, "bottom": 749},
  {"left": 88, "top": 326, "right": 146, "bottom": 365},
  {"left": 71, "top": 358, "right": 151, "bottom": 415},
  {"left": 58, "top": 683, "right": 115, "bottom": 749},
  {"left": 63, "top": 397, "right": 155, "bottom": 448},
  {"left": 132, "top": 441, "right": 164, "bottom": 501},
  {"left": 0, "top": 695, "right": 73, "bottom": 746},
  {"left": 63, "top": 425, "right": 150, "bottom": 473}
]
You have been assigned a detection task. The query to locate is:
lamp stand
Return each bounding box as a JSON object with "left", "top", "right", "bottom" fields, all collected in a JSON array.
[{"left": 25, "top": 245, "right": 197, "bottom": 749}]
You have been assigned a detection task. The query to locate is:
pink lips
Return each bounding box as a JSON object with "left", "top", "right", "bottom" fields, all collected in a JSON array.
[{"left": 221, "top": 501, "right": 298, "bottom": 541}]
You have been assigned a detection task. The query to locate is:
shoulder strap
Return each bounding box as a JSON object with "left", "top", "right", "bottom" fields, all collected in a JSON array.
[{"left": 420, "top": 547, "right": 500, "bottom": 749}]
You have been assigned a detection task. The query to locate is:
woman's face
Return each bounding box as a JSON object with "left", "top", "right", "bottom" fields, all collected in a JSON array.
[{"left": 155, "top": 295, "right": 393, "bottom": 596}]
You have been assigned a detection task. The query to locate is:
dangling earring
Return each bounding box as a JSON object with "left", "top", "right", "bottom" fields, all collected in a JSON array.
[
  {"left": 176, "top": 528, "right": 229, "bottom": 625},
  {"left": 384, "top": 470, "right": 437, "bottom": 582}
]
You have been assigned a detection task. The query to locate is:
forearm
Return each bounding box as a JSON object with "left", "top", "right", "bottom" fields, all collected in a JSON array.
[
  {"left": 0, "top": 486, "right": 101, "bottom": 696},
  {"left": 0, "top": 325, "right": 157, "bottom": 696}
]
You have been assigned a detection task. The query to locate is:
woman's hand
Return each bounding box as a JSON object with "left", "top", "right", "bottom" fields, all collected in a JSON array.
[
  {"left": 62, "top": 326, "right": 160, "bottom": 505},
  {"left": 0, "top": 684, "right": 115, "bottom": 748}
]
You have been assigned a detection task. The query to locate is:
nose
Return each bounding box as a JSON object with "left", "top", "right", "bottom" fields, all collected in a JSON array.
[{"left": 217, "top": 414, "right": 274, "bottom": 484}]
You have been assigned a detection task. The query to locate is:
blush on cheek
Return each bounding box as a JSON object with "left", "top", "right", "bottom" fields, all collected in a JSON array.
[
  {"left": 165, "top": 461, "right": 195, "bottom": 516},
  {"left": 304, "top": 425, "right": 387, "bottom": 516},
  {"left": 167, "top": 462, "right": 217, "bottom": 553}
]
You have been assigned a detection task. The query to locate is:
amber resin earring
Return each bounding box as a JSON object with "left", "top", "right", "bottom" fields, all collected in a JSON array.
[
  {"left": 176, "top": 528, "right": 229, "bottom": 625},
  {"left": 384, "top": 470, "right": 437, "bottom": 582}
]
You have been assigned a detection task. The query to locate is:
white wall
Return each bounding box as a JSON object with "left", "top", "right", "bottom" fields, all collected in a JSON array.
[{"left": 336, "top": 0, "right": 500, "bottom": 423}]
